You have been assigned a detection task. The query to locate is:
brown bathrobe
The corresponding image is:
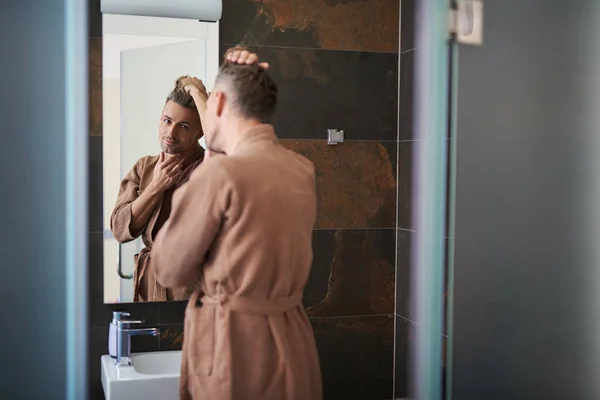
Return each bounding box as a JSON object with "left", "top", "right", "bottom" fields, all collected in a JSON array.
[
  {"left": 152, "top": 124, "right": 323, "bottom": 400},
  {"left": 110, "top": 145, "right": 204, "bottom": 302}
]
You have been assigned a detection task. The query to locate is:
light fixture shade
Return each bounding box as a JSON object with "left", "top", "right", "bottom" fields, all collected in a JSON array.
[{"left": 100, "top": 0, "right": 222, "bottom": 22}]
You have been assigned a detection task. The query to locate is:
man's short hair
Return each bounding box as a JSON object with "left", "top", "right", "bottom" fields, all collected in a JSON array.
[
  {"left": 214, "top": 61, "right": 277, "bottom": 123},
  {"left": 165, "top": 76, "right": 197, "bottom": 109}
]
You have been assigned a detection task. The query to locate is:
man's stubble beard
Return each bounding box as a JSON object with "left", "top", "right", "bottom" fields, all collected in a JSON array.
[{"left": 160, "top": 143, "right": 184, "bottom": 155}]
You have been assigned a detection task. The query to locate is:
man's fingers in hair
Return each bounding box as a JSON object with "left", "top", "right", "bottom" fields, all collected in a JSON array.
[
  {"left": 226, "top": 49, "right": 242, "bottom": 62},
  {"left": 244, "top": 52, "right": 259, "bottom": 65},
  {"left": 225, "top": 47, "right": 267, "bottom": 69},
  {"left": 235, "top": 50, "right": 254, "bottom": 64}
]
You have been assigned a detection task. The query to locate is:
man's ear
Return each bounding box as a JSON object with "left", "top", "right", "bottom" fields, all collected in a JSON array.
[{"left": 215, "top": 91, "right": 226, "bottom": 117}]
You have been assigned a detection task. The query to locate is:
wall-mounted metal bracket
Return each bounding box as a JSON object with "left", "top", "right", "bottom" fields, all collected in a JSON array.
[
  {"left": 449, "top": 0, "right": 484, "bottom": 45},
  {"left": 327, "top": 129, "right": 344, "bottom": 145}
]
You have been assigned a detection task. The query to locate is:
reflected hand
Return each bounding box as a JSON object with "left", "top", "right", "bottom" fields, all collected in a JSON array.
[
  {"left": 178, "top": 76, "right": 208, "bottom": 102},
  {"left": 149, "top": 152, "right": 183, "bottom": 194},
  {"left": 224, "top": 48, "right": 269, "bottom": 70}
]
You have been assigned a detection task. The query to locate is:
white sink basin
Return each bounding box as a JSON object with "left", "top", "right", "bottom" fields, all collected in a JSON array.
[{"left": 101, "top": 351, "right": 182, "bottom": 400}]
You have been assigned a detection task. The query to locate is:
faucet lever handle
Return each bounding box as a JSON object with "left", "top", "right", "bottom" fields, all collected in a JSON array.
[
  {"left": 117, "top": 319, "right": 144, "bottom": 328},
  {"left": 112, "top": 311, "right": 131, "bottom": 321}
]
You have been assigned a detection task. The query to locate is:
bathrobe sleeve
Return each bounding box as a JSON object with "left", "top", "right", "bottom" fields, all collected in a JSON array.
[
  {"left": 152, "top": 158, "right": 231, "bottom": 288},
  {"left": 110, "top": 158, "right": 145, "bottom": 243}
]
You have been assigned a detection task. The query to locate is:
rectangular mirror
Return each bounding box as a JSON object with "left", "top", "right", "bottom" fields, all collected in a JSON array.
[{"left": 102, "top": 13, "right": 219, "bottom": 303}]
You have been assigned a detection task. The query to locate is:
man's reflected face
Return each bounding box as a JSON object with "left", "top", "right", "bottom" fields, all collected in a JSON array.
[{"left": 158, "top": 100, "right": 201, "bottom": 154}]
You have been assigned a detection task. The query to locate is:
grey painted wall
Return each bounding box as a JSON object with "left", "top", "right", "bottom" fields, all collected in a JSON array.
[{"left": 452, "top": 1, "right": 600, "bottom": 398}]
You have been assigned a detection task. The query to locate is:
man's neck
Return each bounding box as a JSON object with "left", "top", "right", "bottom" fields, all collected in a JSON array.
[{"left": 221, "top": 119, "right": 262, "bottom": 154}]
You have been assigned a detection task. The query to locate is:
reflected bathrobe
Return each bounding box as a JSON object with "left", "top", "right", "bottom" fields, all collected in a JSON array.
[
  {"left": 152, "top": 124, "right": 323, "bottom": 400},
  {"left": 110, "top": 145, "right": 204, "bottom": 302}
]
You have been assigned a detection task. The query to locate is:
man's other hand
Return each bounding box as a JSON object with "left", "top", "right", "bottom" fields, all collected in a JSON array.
[{"left": 224, "top": 48, "right": 269, "bottom": 70}]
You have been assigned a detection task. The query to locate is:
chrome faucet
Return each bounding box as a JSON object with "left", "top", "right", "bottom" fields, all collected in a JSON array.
[{"left": 115, "top": 316, "right": 160, "bottom": 367}]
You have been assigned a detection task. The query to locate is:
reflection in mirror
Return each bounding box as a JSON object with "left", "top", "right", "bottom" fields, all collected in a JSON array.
[{"left": 102, "top": 14, "right": 218, "bottom": 303}]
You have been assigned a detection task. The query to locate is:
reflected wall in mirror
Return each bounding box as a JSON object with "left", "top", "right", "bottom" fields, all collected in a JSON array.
[{"left": 102, "top": 14, "right": 219, "bottom": 303}]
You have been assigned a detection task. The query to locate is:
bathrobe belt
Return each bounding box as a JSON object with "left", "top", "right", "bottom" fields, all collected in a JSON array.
[{"left": 192, "top": 287, "right": 302, "bottom": 315}]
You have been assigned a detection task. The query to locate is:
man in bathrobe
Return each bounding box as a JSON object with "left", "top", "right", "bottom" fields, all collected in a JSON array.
[
  {"left": 152, "top": 48, "right": 323, "bottom": 400},
  {"left": 110, "top": 79, "right": 206, "bottom": 302}
]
